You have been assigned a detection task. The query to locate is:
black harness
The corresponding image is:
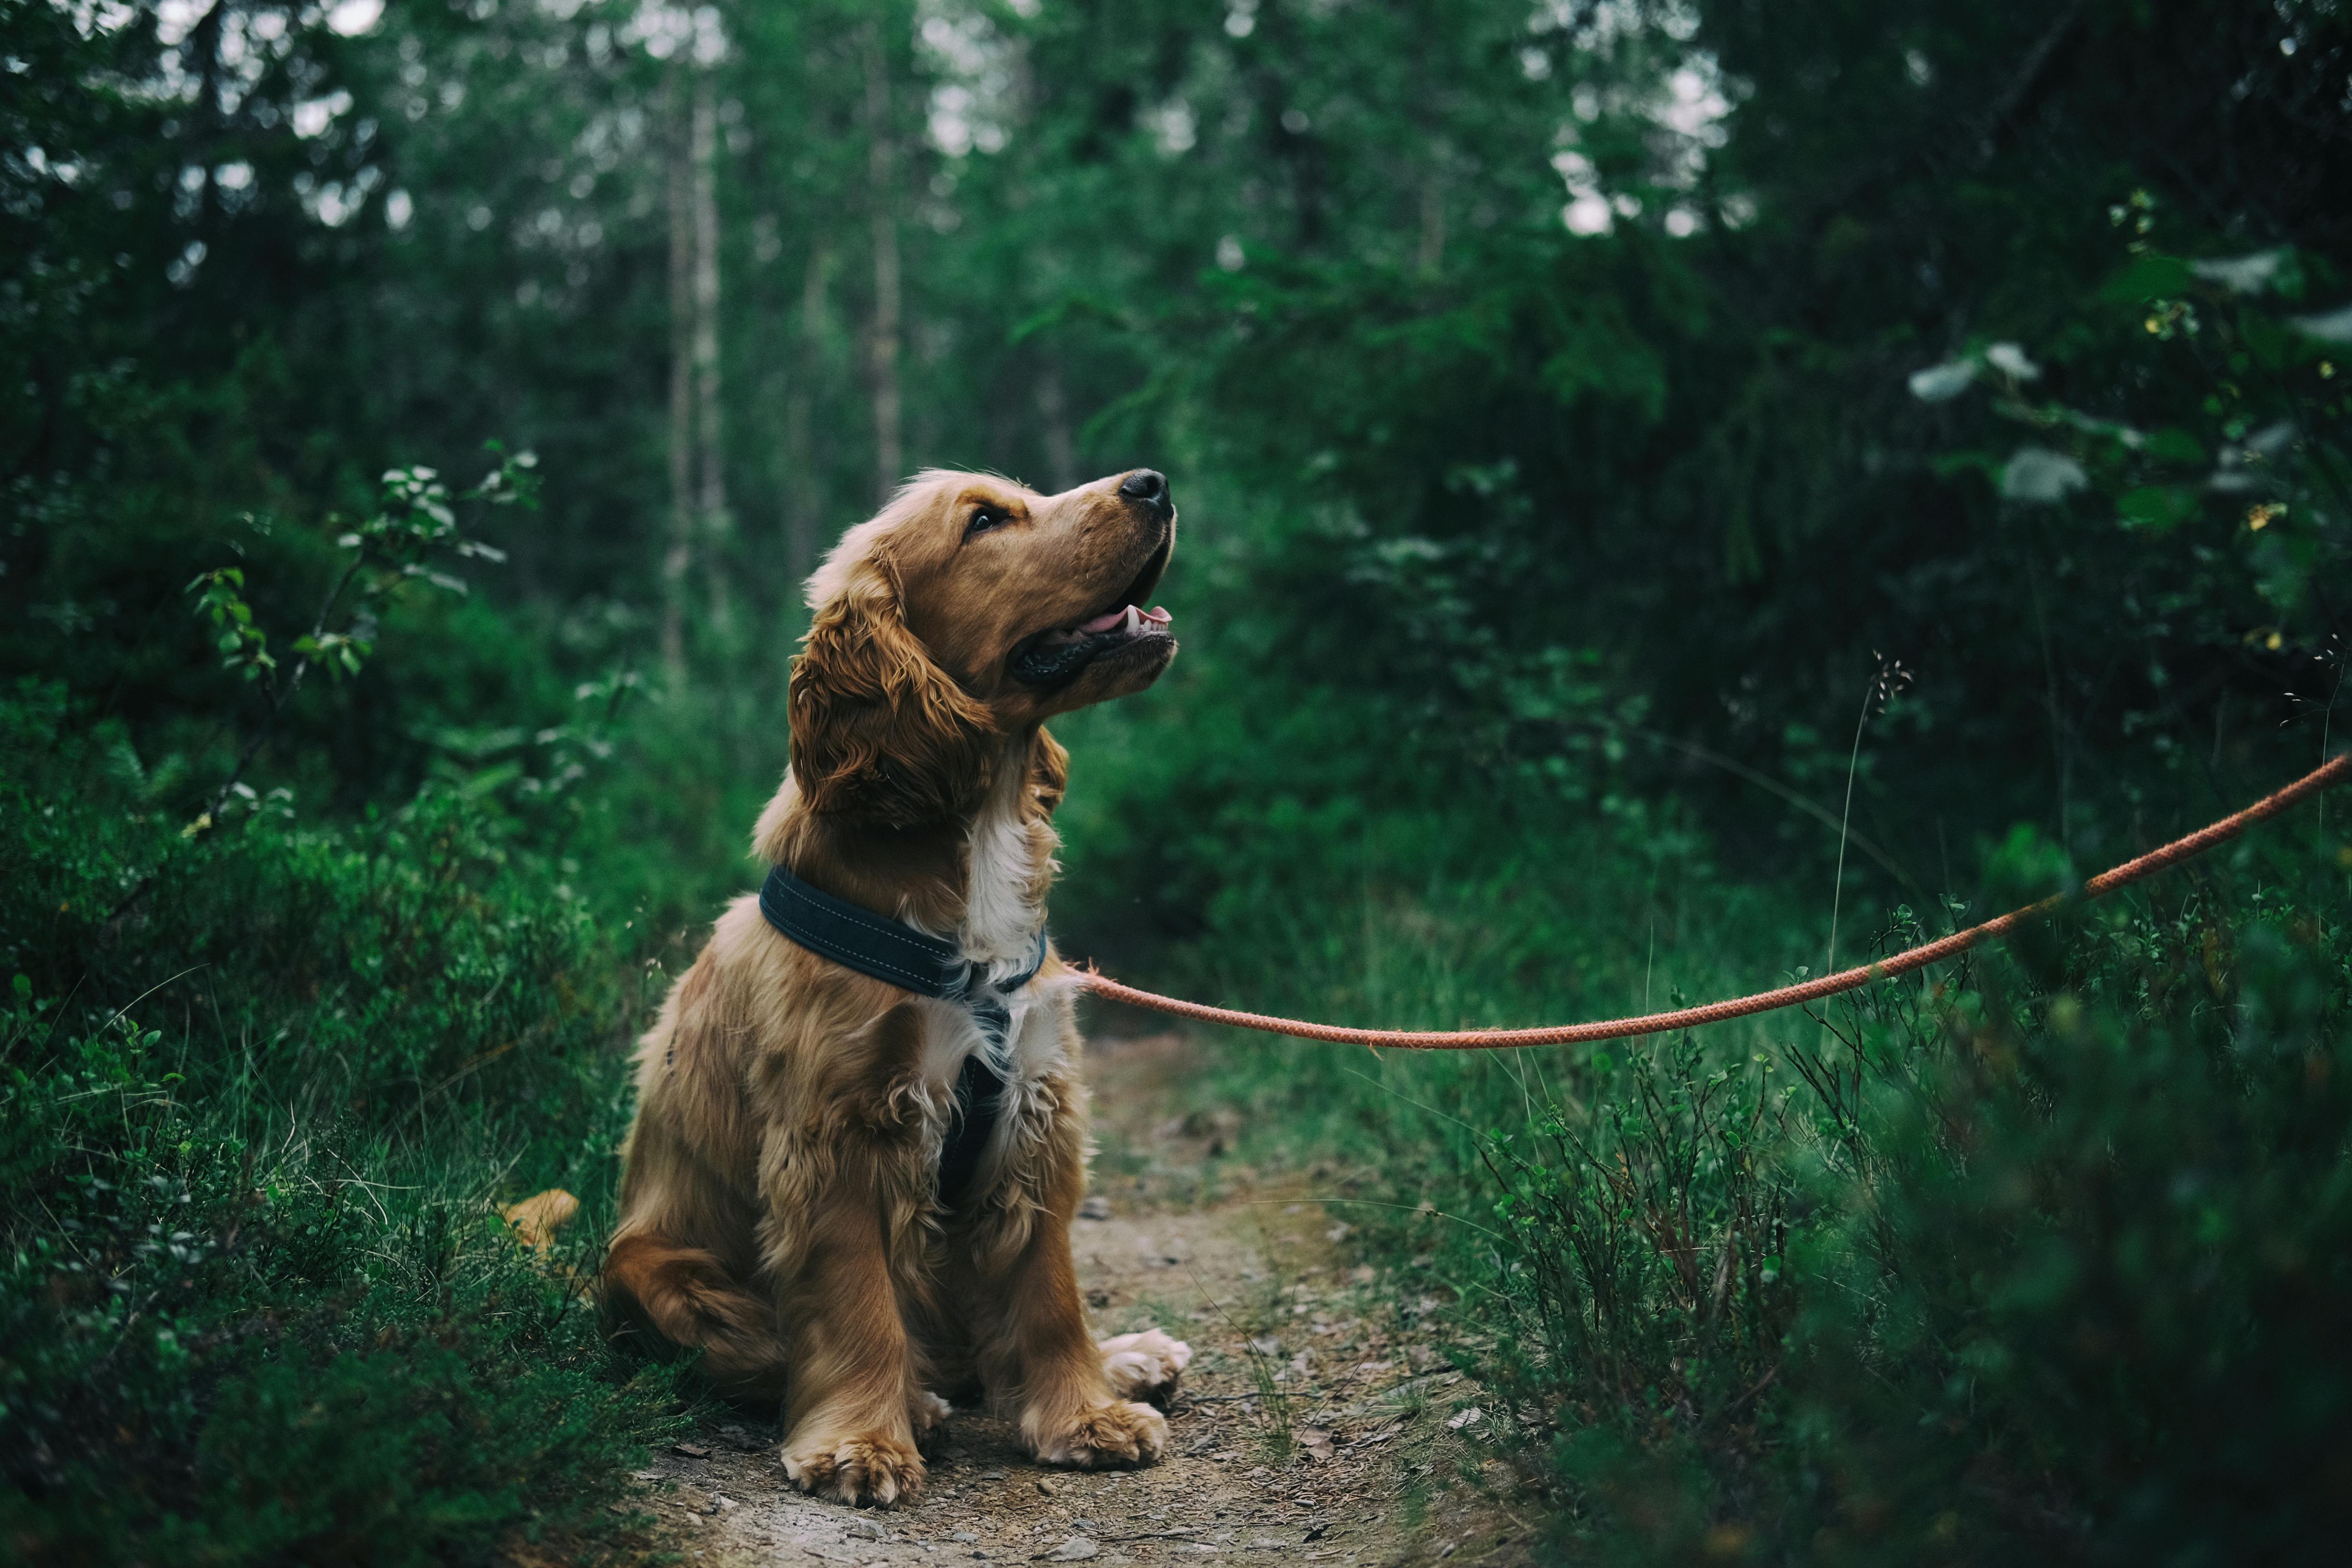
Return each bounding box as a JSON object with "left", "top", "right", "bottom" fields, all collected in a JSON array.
[{"left": 757, "top": 865, "right": 1047, "bottom": 1208}]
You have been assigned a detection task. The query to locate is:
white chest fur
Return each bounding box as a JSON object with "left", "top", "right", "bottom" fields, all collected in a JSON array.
[
  {"left": 899, "top": 761, "right": 1062, "bottom": 1098},
  {"left": 911, "top": 981, "right": 1072, "bottom": 1091},
  {"left": 958, "top": 764, "right": 1049, "bottom": 976}
]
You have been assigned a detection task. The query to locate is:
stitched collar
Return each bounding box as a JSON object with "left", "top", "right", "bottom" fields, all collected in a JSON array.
[{"left": 756, "top": 864, "right": 1047, "bottom": 1001}]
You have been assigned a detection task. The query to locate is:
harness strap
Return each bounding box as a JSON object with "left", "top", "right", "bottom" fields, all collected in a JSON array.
[{"left": 757, "top": 865, "right": 1047, "bottom": 1207}]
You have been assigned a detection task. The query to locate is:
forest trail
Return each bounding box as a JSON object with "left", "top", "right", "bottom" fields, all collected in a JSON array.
[{"left": 623, "top": 1031, "right": 1532, "bottom": 1568}]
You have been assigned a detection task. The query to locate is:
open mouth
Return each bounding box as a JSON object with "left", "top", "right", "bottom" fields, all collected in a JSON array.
[{"left": 1008, "top": 535, "right": 1175, "bottom": 688}]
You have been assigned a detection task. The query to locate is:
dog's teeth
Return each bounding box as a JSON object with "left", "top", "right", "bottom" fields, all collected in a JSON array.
[{"left": 1122, "top": 604, "right": 1140, "bottom": 634}]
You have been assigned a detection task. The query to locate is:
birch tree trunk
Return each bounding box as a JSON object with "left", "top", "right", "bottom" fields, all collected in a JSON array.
[
  {"left": 1037, "top": 365, "right": 1078, "bottom": 493},
  {"left": 784, "top": 239, "right": 829, "bottom": 594},
  {"left": 661, "top": 70, "right": 695, "bottom": 686},
  {"left": 691, "top": 73, "right": 731, "bottom": 639},
  {"left": 1416, "top": 173, "right": 1447, "bottom": 275},
  {"left": 862, "top": 22, "right": 902, "bottom": 504}
]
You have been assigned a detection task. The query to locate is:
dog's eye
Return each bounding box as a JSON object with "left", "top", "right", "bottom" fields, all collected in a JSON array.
[{"left": 966, "top": 505, "right": 1009, "bottom": 538}]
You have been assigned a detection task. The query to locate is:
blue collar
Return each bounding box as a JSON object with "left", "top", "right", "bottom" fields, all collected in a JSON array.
[{"left": 757, "top": 864, "right": 1048, "bottom": 1206}]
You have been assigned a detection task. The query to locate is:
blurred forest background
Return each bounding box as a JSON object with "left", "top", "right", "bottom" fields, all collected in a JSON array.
[{"left": 5, "top": 0, "right": 2352, "bottom": 1562}]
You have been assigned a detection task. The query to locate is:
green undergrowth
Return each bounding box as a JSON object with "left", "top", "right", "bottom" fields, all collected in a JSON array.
[
  {"left": 1065, "top": 723, "right": 2352, "bottom": 1564},
  {"left": 0, "top": 682, "right": 695, "bottom": 1565}
]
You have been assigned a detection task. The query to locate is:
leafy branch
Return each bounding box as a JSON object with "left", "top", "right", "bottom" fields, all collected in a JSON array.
[
  {"left": 1907, "top": 200, "right": 2350, "bottom": 654},
  {"left": 174, "top": 445, "right": 537, "bottom": 844}
]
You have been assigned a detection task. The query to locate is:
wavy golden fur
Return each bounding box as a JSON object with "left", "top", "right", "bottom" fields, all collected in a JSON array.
[{"left": 602, "top": 467, "right": 1189, "bottom": 1507}]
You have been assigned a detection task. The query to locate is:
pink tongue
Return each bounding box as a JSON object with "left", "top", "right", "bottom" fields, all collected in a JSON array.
[
  {"left": 1078, "top": 606, "right": 1127, "bottom": 634},
  {"left": 1143, "top": 605, "right": 1172, "bottom": 625}
]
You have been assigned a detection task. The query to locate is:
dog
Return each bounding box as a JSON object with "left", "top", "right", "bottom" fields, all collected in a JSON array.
[{"left": 601, "top": 466, "right": 1191, "bottom": 1507}]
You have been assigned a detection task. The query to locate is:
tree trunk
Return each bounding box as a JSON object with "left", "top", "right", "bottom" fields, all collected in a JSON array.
[
  {"left": 784, "top": 239, "right": 830, "bottom": 595},
  {"left": 862, "top": 22, "right": 902, "bottom": 504},
  {"left": 692, "top": 73, "right": 732, "bottom": 639},
  {"left": 1037, "top": 364, "right": 1077, "bottom": 492},
  {"left": 1416, "top": 173, "right": 1446, "bottom": 275},
  {"left": 661, "top": 70, "right": 695, "bottom": 686}
]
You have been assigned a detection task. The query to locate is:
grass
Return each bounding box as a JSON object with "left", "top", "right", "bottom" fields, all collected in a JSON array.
[{"left": 1055, "top": 708, "right": 2352, "bottom": 1564}]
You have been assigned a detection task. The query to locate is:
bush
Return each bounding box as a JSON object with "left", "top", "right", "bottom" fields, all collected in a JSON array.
[
  {"left": 1438, "top": 848, "right": 2352, "bottom": 1564},
  {"left": 0, "top": 681, "right": 688, "bottom": 1565}
]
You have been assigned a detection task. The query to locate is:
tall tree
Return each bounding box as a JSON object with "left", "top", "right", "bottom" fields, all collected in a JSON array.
[
  {"left": 692, "top": 70, "right": 731, "bottom": 639},
  {"left": 787, "top": 239, "right": 832, "bottom": 587},
  {"left": 662, "top": 66, "right": 696, "bottom": 686},
  {"left": 862, "top": 18, "right": 903, "bottom": 502}
]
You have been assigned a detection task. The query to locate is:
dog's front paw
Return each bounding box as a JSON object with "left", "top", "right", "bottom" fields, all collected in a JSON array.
[
  {"left": 910, "top": 1389, "right": 952, "bottom": 1457},
  {"left": 780, "top": 1430, "right": 925, "bottom": 1507},
  {"left": 1098, "top": 1327, "right": 1192, "bottom": 1408},
  {"left": 1030, "top": 1399, "right": 1169, "bottom": 1470}
]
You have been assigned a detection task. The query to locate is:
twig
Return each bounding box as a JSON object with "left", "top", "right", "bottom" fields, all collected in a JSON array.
[
  {"left": 1625, "top": 725, "right": 1919, "bottom": 894},
  {"left": 1828, "top": 686, "right": 1872, "bottom": 973}
]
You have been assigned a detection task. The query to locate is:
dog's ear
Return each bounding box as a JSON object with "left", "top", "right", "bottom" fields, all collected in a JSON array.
[
  {"left": 790, "top": 555, "right": 997, "bottom": 825},
  {"left": 1027, "top": 725, "right": 1069, "bottom": 819}
]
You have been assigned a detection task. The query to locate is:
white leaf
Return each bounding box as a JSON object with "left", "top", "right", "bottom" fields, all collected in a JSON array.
[
  {"left": 1445, "top": 1406, "right": 1485, "bottom": 1430},
  {"left": 1984, "top": 342, "right": 2040, "bottom": 381},
  {"left": 2000, "top": 447, "right": 2089, "bottom": 503},
  {"left": 2242, "top": 420, "right": 2296, "bottom": 456},
  {"left": 2191, "top": 249, "right": 2287, "bottom": 294},
  {"left": 1908, "top": 360, "right": 1978, "bottom": 402},
  {"left": 2289, "top": 304, "right": 2352, "bottom": 344}
]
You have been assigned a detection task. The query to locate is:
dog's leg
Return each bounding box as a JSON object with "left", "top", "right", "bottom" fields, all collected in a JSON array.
[
  {"left": 601, "top": 1231, "right": 792, "bottom": 1399},
  {"left": 960, "top": 1068, "right": 1183, "bottom": 1470},
  {"left": 770, "top": 1152, "right": 933, "bottom": 1506},
  {"left": 765, "top": 1028, "right": 939, "bottom": 1509},
  {"left": 601, "top": 971, "right": 791, "bottom": 1400}
]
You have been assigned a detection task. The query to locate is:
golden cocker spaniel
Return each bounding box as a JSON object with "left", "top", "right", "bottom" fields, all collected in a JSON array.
[{"left": 602, "top": 466, "right": 1190, "bottom": 1507}]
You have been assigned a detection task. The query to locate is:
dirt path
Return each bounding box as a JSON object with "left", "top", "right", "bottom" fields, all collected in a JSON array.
[{"left": 622, "top": 1033, "right": 1533, "bottom": 1568}]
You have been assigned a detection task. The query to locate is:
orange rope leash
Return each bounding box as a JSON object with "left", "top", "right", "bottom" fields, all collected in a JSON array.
[{"left": 1074, "top": 754, "right": 2351, "bottom": 1051}]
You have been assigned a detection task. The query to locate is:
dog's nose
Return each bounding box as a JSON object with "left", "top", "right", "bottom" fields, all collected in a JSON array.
[{"left": 1119, "top": 469, "right": 1169, "bottom": 510}]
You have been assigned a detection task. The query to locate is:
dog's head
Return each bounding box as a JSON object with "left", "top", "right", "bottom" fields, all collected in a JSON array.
[{"left": 789, "top": 468, "right": 1177, "bottom": 825}]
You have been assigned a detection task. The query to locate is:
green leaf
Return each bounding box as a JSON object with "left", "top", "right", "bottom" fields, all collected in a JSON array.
[
  {"left": 2242, "top": 314, "right": 2292, "bottom": 370},
  {"left": 2102, "top": 254, "right": 2193, "bottom": 303},
  {"left": 2146, "top": 428, "right": 2207, "bottom": 466},
  {"left": 2117, "top": 486, "right": 2198, "bottom": 533}
]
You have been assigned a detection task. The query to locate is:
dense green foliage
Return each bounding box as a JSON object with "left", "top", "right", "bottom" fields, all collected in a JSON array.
[
  {"left": 6, "top": 0, "right": 2350, "bottom": 1561},
  {"left": 1236, "top": 840, "right": 2352, "bottom": 1563},
  {"left": 1, "top": 682, "right": 690, "bottom": 1564}
]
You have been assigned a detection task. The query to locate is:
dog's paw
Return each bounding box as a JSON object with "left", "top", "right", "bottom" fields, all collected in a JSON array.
[
  {"left": 780, "top": 1431, "right": 925, "bottom": 1507},
  {"left": 1098, "top": 1327, "right": 1192, "bottom": 1408},
  {"left": 910, "top": 1390, "right": 952, "bottom": 1456},
  {"left": 1030, "top": 1399, "right": 1169, "bottom": 1470}
]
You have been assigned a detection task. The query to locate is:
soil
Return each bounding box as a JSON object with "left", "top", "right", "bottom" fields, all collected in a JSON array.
[{"left": 617, "top": 1031, "right": 1536, "bottom": 1568}]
